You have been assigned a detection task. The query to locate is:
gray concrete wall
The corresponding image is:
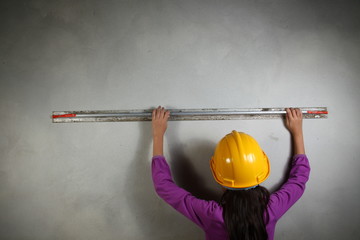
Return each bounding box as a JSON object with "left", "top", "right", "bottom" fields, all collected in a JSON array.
[{"left": 1, "top": 0, "right": 359, "bottom": 239}]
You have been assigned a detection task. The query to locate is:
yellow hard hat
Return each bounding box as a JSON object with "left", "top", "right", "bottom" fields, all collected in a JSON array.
[{"left": 210, "top": 131, "right": 270, "bottom": 189}]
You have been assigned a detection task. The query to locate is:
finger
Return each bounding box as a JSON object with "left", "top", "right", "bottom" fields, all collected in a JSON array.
[
  {"left": 296, "top": 108, "right": 303, "bottom": 118},
  {"left": 287, "top": 108, "right": 294, "bottom": 119},
  {"left": 160, "top": 107, "right": 166, "bottom": 118},
  {"left": 290, "top": 108, "right": 297, "bottom": 119},
  {"left": 156, "top": 106, "right": 162, "bottom": 118},
  {"left": 293, "top": 108, "right": 299, "bottom": 118},
  {"left": 285, "top": 108, "right": 292, "bottom": 124},
  {"left": 165, "top": 110, "right": 170, "bottom": 119},
  {"left": 152, "top": 109, "right": 156, "bottom": 120},
  {"left": 288, "top": 108, "right": 293, "bottom": 118}
]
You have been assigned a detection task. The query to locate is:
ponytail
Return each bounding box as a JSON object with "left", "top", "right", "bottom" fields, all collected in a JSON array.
[{"left": 221, "top": 186, "right": 270, "bottom": 240}]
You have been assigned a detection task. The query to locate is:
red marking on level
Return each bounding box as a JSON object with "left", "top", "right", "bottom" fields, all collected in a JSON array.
[
  {"left": 52, "top": 114, "right": 77, "bottom": 118},
  {"left": 307, "top": 111, "right": 328, "bottom": 114}
]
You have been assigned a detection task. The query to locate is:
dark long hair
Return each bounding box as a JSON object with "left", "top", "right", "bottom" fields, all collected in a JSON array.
[{"left": 221, "top": 186, "right": 270, "bottom": 240}]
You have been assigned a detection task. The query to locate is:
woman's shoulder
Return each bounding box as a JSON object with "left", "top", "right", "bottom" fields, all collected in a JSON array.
[{"left": 192, "top": 198, "right": 224, "bottom": 220}]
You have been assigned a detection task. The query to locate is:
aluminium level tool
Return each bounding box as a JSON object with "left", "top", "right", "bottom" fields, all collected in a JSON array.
[{"left": 52, "top": 107, "right": 328, "bottom": 123}]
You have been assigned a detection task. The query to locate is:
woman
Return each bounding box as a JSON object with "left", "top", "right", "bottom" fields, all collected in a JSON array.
[{"left": 151, "top": 107, "right": 310, "bottom": 240}]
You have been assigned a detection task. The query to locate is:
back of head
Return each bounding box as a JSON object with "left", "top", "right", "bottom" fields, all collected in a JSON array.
[
  {"left": 221, "top": 186, "right": 270, "bottom": 240},
  {"left": 210, "top": 131, "right": 271, "bottom": 239}
]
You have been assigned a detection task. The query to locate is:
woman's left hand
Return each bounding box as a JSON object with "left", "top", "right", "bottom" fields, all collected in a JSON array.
[{"left": 152, "top": 106, "right": 170, "bottom": 138}]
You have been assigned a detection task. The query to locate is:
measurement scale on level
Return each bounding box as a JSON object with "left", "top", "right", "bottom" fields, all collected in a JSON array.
[{"left": 52, "top": 107, "right": 328, "bottom": 123}]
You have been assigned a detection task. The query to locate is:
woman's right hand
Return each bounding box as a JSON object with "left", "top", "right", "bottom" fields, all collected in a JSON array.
[
  {"left": 285, "top": 108, "right": 303, "bottom": 136},
  {"left": 285, "top": 108, "right": 305, "bottom": 155}
]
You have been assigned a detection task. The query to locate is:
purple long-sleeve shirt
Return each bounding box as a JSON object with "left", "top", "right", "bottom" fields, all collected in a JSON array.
[{"left": 152, "top": 154, "right": 310, "bottom": 240}]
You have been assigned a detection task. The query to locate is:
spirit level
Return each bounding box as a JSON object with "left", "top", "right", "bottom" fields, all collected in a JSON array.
[{"left": 52, "top": 107, "right": 328, "bottom": 123}]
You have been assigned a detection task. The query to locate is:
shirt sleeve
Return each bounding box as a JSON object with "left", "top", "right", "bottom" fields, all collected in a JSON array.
[
  {"left": 268, "top": 154, "right": 311, "bottom": 220},
  {"left": 151, "top": 155, "right": 221, "bottom": 229}
]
